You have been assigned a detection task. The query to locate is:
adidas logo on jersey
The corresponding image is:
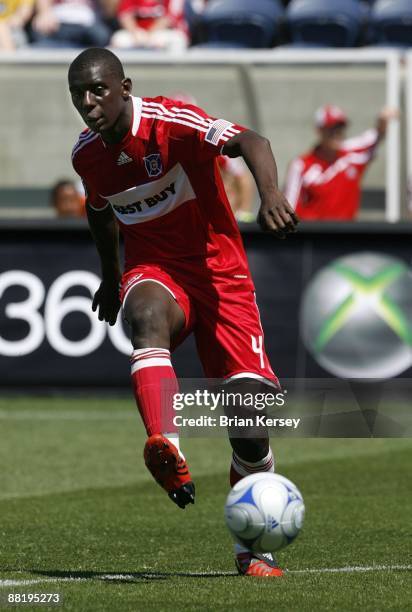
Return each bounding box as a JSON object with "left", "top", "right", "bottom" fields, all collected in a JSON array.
[{"left": 117, "top": 152, "right": 133, "bottom": 165}]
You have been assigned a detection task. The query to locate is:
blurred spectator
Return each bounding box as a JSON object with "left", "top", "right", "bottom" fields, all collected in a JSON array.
[
  {"left": 218, "top": 156, "right": 255, "bottom": 223},
  {"left": 50, "top": 179, "right": 85, "bottom": 217},
  {"left": 284, "top": 105, "right": 398, "bottom": 221},
  {"left": 183, "top": 0, "right": 205, "bottom": 44},
  {"left": 111, "top": 0, "right": 188, "bottom": 51},
  {"left": 0, "top": 0, "right": 33, "bottom": 51},
  {"left": 408, "top": 177, "right": 412, "bottom": 219},
  {"left": 98, "top": 0, "right": 119, "bottom": 29},
  {"left": 31, "top": 0, "right": 111, "bottom": 48}
]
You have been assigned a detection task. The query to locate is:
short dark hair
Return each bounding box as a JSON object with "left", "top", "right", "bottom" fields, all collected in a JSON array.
[
  {"left": 50, "top": 179, "right": 76, "bottom": 206},
  {"left": 68, "top": 48, "right": 125, "bottom": 81}
]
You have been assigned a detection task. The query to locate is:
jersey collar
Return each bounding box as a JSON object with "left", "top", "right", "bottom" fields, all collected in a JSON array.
[
  {"left": 100, "top": 96, "right": 142, "bottom": 149},
  {"left": 131, "top": 96, "right": 142, "bottom": 136}
]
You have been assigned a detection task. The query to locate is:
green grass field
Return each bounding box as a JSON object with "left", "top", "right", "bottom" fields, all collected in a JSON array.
[{"left": 0, "top": 397, "right": 411, "bottom": 611}]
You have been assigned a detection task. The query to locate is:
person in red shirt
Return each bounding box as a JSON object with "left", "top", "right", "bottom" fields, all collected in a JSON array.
[
  {"left": 111, "top": 0, "right": 188, "bottom": 51},
  {"left": 284, "top": 104, "right": 397, "bottom": 221},
  {"left": 69, "top": 47, "right": 297, "bottom": 577}
]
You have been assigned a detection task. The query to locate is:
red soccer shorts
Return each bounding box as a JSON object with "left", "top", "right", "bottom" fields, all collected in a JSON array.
[{"left": 120, "top": 263, "right": 279, "bottom": 385}]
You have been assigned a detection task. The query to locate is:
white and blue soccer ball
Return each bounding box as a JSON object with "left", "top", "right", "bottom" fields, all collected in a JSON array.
[{"left": 224, "top": 473, "right": 305, "bottom": 553}]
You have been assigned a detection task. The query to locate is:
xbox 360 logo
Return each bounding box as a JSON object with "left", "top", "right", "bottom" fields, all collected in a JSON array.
[{"left": 300, "top": 253, "right": 412, "bottom": 379}]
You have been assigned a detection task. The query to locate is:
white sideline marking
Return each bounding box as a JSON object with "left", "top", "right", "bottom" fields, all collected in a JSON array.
[
  {"left": 0, "top": 410, "right": 135, "bottom": 421},
  {"left": 288, "top": 564, "right": 412, "bottom": 574},
  {"left": 1, "top": 565, "right": 411, "bottom": 587},
  {"left": 0, "top": 578, "right": 87, "bottom": 587}
]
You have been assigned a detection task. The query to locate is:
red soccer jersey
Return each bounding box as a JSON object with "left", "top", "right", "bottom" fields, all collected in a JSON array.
[
  {"left": 284, "top": 129, "right": 379, "bottom": 220},
  {"left": 117, "top": 0, "right": 185, "bottom": 31},
  {"left": 72, "top": 96, "right": 253, "bottom": 288}
]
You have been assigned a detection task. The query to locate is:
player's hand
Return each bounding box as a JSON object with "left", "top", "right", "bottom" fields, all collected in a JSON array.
[
  {"left": 377, "top": 106, "right": 400, "bottom": 137},
  {"left": 378, "top": 106, "right": 399, "bottom": 122},
  {"left": 257, "top": 189, "right": 299, "bottom": 239},
  {"left": 92, "top": 278, "right": 121, "bottom": 326}
]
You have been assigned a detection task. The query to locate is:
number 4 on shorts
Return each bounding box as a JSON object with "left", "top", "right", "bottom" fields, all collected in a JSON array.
[{"left": 251, "top": 334, "right": 264, "bottom": 368}]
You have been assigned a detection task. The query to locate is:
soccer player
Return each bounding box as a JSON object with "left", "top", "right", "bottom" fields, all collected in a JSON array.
[
  {"left": 284, "top": 104, "right": 398, "bottom": 221},
  {"left": 69, "top": 47, "right": 298, "bottom": 577}
]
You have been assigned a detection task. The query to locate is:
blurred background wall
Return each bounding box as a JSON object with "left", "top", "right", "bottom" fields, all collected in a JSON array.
[{"left": 0, "top": 55, "right": 402, "bottom": 219}]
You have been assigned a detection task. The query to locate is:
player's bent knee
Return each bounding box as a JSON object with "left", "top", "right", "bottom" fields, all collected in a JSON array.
[
  {"left": 223, "top": 379, "right": 270, "bottom": 420},
  {"left": 128, "top": 302, "right": 171, "bottom": 348},
  {"left": 223, "top": 379, "right": 270, "bottom": 457}
]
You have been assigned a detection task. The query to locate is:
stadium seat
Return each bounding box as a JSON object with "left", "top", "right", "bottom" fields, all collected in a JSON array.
[
  {"left": 194, "top": 0, "right": 284, "bottom": 49},
  {"left": 286, "top": 0, "right": 366, "bottom": 47},
  {"left": 184, "top": 0, "right": 203, "bottom": 45},
  {"left": 370, "top": 0, "right": 412, "bottom": 47}
]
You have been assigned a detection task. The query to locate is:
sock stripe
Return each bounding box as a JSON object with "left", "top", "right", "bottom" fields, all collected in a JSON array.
[
  {"left": 231, "top": 449, "right": 275, "bottom": 478},
  {"left": 132, "top": 348, "right": 170, "bottom": 355},
  {"left": 234, "top": 459, "right": 274, "bottom": 473},
  {"left": 233, "top": 449, "right": 273, "bottom": 468},
  {"left": 131, "top": 353, "right": 170, "bottom": 364},
  {"left": 130, "top": 348, "right": 172, "bottom": 373},
  {"left": 134, "top": 351, "right": 170, "bottom": 355},
  {"left": 131, "top": 348, "right": 170, "bottom": 363},
  {"left": 131, "top": 358, "right": 172, "bottom": 374},
  {"left": 233, "top": 454, "right": 274, "bottom": 474}
]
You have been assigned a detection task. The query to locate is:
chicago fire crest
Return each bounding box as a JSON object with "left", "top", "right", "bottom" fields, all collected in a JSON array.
[{"left": 144, "top": 153, "right": 163, "bottom": 177}]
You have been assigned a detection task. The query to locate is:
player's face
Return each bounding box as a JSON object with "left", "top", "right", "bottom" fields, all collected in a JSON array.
[
  {"left": 69, "top": 64, "right": 131, "bottom": 134},
  {"left": 318, "top": 125, "right": 347, "bottom": 151},
  {"left": 54, "top": 184, "right": 82, "bottom": 217}
]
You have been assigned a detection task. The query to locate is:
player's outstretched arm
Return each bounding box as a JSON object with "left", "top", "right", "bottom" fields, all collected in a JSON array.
[
  {"left": 376, "top": 106, "right": 399, "bottom": 142},
  {"left": 86, "top": 204, "right": 122, "bottom": 326},
  {"left": 222, "top": 130, "right": 298, "bottom": 238}
]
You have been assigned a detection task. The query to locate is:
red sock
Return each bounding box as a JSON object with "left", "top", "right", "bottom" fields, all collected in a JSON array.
[
  {"left": 131, "top": 348, "right": 178, "bottom": 436},
  {"left": 230, "top": 449, "right": 275, "bottom": 487}
]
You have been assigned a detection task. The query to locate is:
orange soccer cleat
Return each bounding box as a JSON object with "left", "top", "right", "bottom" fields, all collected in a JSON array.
[
  {"left": 235, "top": 551, "right": 284, "bottom": 577},
  {"left": 144, "top": 434, "right": 195, "bottom": 509}
]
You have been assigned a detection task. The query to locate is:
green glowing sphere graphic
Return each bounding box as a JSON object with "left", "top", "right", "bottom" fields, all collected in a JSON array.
[{"left": 300, "top": 253, "right": 412, "bottom": 379}]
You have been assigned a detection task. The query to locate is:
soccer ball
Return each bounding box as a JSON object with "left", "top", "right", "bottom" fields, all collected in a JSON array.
[{"left": 224, "top": 473, "right": 305, "bottom": 553}]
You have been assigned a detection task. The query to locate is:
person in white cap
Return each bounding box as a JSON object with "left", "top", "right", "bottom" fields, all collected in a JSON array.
[{"left": 284, "top": 104, "right": 397, "bottom": 220}]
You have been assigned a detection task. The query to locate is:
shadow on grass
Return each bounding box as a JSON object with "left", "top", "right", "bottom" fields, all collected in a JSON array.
[{"left": 31, "top": 569, "right": 237, "bottom": 583}]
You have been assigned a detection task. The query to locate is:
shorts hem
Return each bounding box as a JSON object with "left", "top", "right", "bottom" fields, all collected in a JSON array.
[
  {"left": 122, "top": 278, "right": 177, "bottom": 310},
  {"left": 222, "top": 371, "right": 280, "bottom": 389}
]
